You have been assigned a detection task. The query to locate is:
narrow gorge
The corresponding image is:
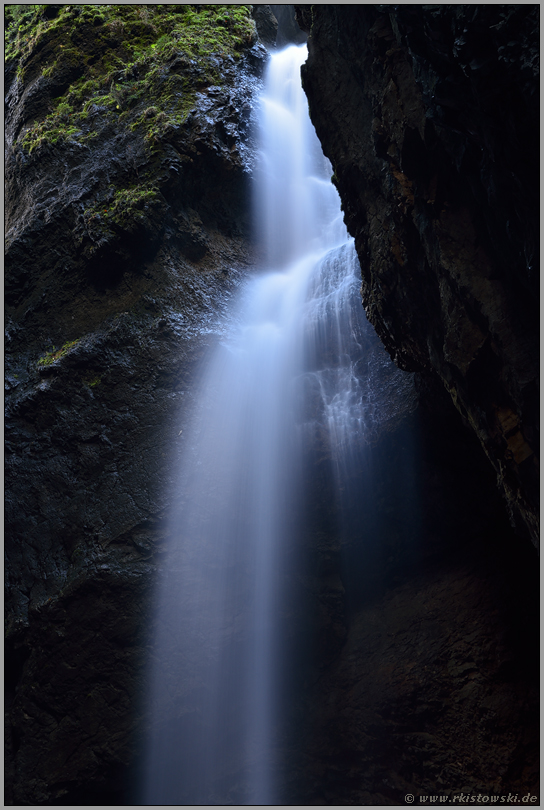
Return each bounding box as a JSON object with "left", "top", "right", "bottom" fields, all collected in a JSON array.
[{"left": 5, "top": 5, "right": 538, "bottom": 806}]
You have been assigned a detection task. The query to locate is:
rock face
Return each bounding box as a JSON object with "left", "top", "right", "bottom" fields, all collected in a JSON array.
[
  {"left": 283, "top": 386, "right": 539, "bottom": 804},
  {"left": 4, "top": 5, "right": 539, "bottom": 806},
  {"left": 284, "top": 4, "right": 539, "bottom": 803},
  {"left": 5, "top": 5, "right": 266, "bottom": 804},
  {"left": 296, "top": 4, "right": 539, "bottom": 548},
  {"left": 292, "top": 546, "right": 539, "bottom": 805}
]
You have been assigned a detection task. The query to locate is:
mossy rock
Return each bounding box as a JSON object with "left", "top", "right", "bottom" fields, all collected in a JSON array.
[
  {"left": 37, "top": 339, "right": 80, "bottom": 367},
  {"left": 6, "top": 4, "right": 257, "bottom": 154},
  {"left": 5, "top": 4, "right": 259, "bottom": 259}
]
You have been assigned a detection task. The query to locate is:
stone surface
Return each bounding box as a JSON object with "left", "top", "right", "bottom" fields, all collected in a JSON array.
[
  {"left": 4, "top": 7, "right": 267, "bottom": 803},
  {"left": 286, "top": 5, "right": 539, "bottom": 803},
  {"left": 281, "top": 383, "right": 539, "bottom": 804},
  {"left": 252, "top": 4, "right": 278, "bottom": 48},
  {"left": 270, "top": 4, "right": 307, "bottom": 48},
  {"left": 296, "top": 4, "right": 539, "bottom": 548},
  {"left": 291, "top": 538, "right": 539, "bottom": 805}
]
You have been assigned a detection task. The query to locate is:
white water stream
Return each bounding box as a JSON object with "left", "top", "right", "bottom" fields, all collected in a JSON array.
[{"left": 143, "top": 45, "right": 385, "bottom": 805}]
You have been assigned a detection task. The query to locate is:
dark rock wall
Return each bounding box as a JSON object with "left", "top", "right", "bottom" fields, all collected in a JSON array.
[
  {"left": 296, "top": 4, "right": 539, "bottom": 547},
  {"left": 5, "top": 6, "right": 266, "bottom": 804},
  {"left": 290, "top": 531, "right": 539, "bottom": 805},
  {"left": 282, "top": 381, "right": 539, "bottom": 804},
  {"left": 284, "top": 4, "right": 539, "bottom": 803}
]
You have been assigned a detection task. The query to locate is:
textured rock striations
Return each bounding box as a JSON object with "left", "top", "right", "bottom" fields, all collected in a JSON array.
[
  {"left": 296, "top": 4, "right": 539, "bottom": 548},
  {"left": 5, "top": 5, "right": 266, "bottom": 804},
  {"left": 284, "top": 4, "right": 539, "bottom": 803}
]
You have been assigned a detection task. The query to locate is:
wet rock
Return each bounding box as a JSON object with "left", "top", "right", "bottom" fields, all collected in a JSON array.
[
  {"left": 297, "top": 4, "right": 539, "bottom": 548},
  {"left": 5, "top": 8, "right": 267, "bottom": 803},
  {"left": 270, "top": 4, "right": 307, "bottom": 48},
  {"left": 279, "top": 382, "right": 539, "bottom": 804},
  {"left": 288, "top": 6, "right": 539, "bottom": 801},
  {"left": 252, "top": 5, "right": 278, "bottom": 49},
  {"left": 5, "top": 5, "right": 539, "bottom": 804}
]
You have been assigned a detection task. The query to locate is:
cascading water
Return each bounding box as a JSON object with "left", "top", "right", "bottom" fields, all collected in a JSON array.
[{"left": 142, "top": 44, "right": 411, "bottom": 805}]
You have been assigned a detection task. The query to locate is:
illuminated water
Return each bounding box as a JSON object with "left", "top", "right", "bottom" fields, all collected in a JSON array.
[{"left": 142, "top": 45, "right": 391, "bottom": 805}]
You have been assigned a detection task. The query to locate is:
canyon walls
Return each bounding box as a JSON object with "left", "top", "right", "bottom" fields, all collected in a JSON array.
[
  {"left": 4, "top": 4, "right": 539, "bottom": 805},
  {"left": 5, "top": 6, "right": 266, "bottom": 803},
  {"left": 296, "top": 4, "right": 539, "bottom": 548},
  {"left": 286, "top": 5, "right": 539, "bottom": 802}
]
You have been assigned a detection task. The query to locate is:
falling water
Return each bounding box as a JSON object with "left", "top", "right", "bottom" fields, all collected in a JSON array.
[{"left": 142, "top": 44, "right": 410, "bottom": 805}]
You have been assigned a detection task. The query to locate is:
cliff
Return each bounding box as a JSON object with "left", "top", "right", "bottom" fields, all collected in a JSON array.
[
  {"left": 5, "top": 5, "right": 266, "bottom": 803},
  {"left": 286, "top": 5, "right": 539, "bottom": 802},
  {"left": 296, "top": 4, "right": 539, "bottom": 548}
]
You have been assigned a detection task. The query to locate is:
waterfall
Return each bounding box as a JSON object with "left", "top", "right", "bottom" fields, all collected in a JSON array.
[{"left": 142, "top": 44, "right": 401, "bottom": 806}]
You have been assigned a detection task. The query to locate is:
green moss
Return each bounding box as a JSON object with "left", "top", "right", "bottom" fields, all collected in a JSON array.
[
  {"left": 82, "top": 374, "right": 101, "bottom": 388},
  {"left": 5, "top": 5, "right": 46, "bottom": 66},
  {"left": 83, "top": 182, "right": 159, "bottom": 232},
  {"left": 37, "top": 339, "right": 80, "bottom": 367},
  {"left": 10, "top": 4, "right": 257, "bottom": 153}
]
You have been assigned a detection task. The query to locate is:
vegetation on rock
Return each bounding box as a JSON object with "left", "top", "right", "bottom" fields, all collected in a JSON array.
[
  {"left": 6, "top": 4, "right": 256, "bottom": 151},
  {"left": 37, "top": 338, "right": 80, "bottom": 366},
  {"left": 82, "top": 373, "right": 101, "bottom": 388},
  {"left": 5, "top": 3, "right": 259, "bottom": 272},
  {"left": 5, "top": 6, "right": 263, "bottom": 804}
]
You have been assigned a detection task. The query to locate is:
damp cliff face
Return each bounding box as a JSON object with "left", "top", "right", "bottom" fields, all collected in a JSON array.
[
  {"left": 280, "top": 6, "right": 538, "bottom": 803},
  {"left": 5, "top": 5, "right": 265, "bottom": 804},
  {"left": 296, "top": 4, "right": 539, "bottom": 548},
  {"left": 4, "top": 5, "right": 539, "bottom": 805}
]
